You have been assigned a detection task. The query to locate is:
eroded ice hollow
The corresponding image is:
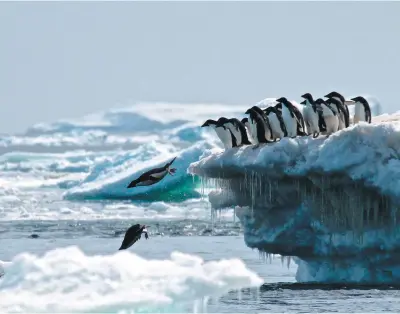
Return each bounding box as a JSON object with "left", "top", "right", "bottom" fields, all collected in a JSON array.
[{"left": 189, "top": 115, "right": 400, "bottom": 284}]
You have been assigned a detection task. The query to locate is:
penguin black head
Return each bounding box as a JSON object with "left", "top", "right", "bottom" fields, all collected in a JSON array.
[
  {"left": 241, "top": 117, "right": 248, "bottom": 124},
  {"left": 300, "top": 93, "right": 314, "bottom": 104},
  {"left": 326, "top": 97, "right": 341, "bottom": 106},
  {"left": 314, "top": 98, "right": 326, "bottom": 105},
  {"left": 325, "top": 91, "right": 345, "bottom": 103},
  {"left": 350, "top": 96, "right": 368, "bottom": 105},
  {"left": 275, "top": 97, "right": 288, "bottom": 103},
  {"left": 216, "top": 117, "right": 229, "bottom": 128},
  {"left": 245, "top": 107, "right": 255, "bottom": 114},
  {"left": 201, "top": 119, "right": 217, "bottom": 127},
  {"left": 249, "top": 106, "right": 265, "bottom": 116}
]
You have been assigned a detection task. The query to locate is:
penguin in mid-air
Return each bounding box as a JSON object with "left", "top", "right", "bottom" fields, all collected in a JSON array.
[
  {"left": 350, "top": 96, "right": 372, "bottom": 124},
  {"left": 201, "top": 119, "right": 232, "bottom": 149},
  {"left": 275, "top": 97, "right": 307, "bottom": 137},
  {"left": 127, "top": 157, "right": 177, "bottom": 188},
  {"left": 314, "top": 98, "right": 339, "bottom": 136},
  {"left": 119, "top": 224, "right": 149, "bottom": 250},
  {"left": 300, "top": 92, "right": 321, "bottom": 138}
]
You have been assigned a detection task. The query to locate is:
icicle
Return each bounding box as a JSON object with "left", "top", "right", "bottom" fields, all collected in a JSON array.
[{"left": 287, "top": 256, "right": 291, "bottom": 269}]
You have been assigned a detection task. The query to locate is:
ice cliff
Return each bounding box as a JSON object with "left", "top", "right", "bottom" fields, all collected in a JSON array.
[{"left": 188, "top": 116, "right": 400, "bottom": 283}]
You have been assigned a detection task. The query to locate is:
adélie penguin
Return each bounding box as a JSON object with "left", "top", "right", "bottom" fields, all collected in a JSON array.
[
  {"left": 215, "top": 117, "right": 237, "bottom": 148},
  {"left": 275, "top": 97, "right": 307, "bottom": 137},
  {"left": 325, "top": 97, "right": 350, "bottom": 129},
  {"left": 119, "top": 224, "right": 149, "bottom": 250},
  {"left": 244, "top": 107, "right": 273, "bottom": 149},
  {"left": 127, "top": 157, "right": 177, "bottom": 188},
  {"left": 227, "top": 118, "right": 252, "bottom": 146},
  {"left": 263, "top": 106, "right": 288, "bottom": 140},
  {"left": 201, "top": 119, "right": 231, "bottom": 149},
  {"left": 300, "top": 93, "right": 321, "bottom": 138},
  {"left": 247, "top": 106, "right": 274, "bottom": 140},
  {"left": 350, "top": 96, "right": 372, "bottom": 124},
  {"left": 314, "top": 98, "right": 339, "bottom": 135},
  {"left": 324, "top": 91, "right": 350, "bottom": 118},
  {"left": 241, "top": 117, "right": 255, "bottom": 144}
]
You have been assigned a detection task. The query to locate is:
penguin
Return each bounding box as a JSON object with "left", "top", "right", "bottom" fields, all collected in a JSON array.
[
  {"left": 324, "top": 91, "right": 350, "bottom": 118},
  {"left": 314, "top": 98, "right": 339, "bottom": 136},
  {"left": 119, "top": 224, "right": 149, "bottom": 250},
  {"left": 127, "top": 157, "right": 177, "bottom": 188},
  {"left": 227, "top": 118, "right": 252, "bottom": 146},
  {"left": 300, "top": 93, "right": 321, "bottom": 138},
  {"left": 263, "top": 106, "right": 288, "bottom": 140},
  {"left": 248, "top": 106, "right": 274, "bottom": 140},
  {"left": 325, "top": 97, "right": 350, "bottom": 129},
  {"left": 244, "top": 108, "right": 273, "bottom": 149},
  {"left": 350, "top": 96, "right": 372, "bottom": 124},
  {"left": 201, "top": 119, "right": 231, "bottom": 149},
  {"left": 275, "top": 97, "right": 307, "bottom": 137},
  {"left": 241, "top": 117, "right": 255, "bottom": 143},
  {"left": 215, "top": 118, "right": 238, "bottom": 148}
]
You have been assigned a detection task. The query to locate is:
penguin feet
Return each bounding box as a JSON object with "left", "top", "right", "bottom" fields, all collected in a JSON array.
[
  {"left": 313, "top": 132, "right": 319, "bottom": 138},
  {"left": 252, "top": 144, "right": 260, "bottom": 150},
  {"left": 168, "top": 168, "right": 177, "bottom": 176}
]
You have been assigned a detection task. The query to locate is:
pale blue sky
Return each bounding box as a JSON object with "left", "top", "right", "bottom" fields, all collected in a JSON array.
[{"left": 1, "top": 1, "right": 399, "bottom": 134}]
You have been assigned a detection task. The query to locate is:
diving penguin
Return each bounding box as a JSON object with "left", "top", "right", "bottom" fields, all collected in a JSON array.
[
  {"left": 119, "top": 224, "right": 149, "bottom": 250},
  {"left": 127, "top": 157, "right": 177, "bottom": 188}
]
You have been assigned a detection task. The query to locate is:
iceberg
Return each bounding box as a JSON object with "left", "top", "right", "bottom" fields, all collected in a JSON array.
[
  {"left": 0, "top": 246, "right": 263, "bottom": 313},
  {"left": 188, "top": 114, "right": 400, "bottom": 284}
]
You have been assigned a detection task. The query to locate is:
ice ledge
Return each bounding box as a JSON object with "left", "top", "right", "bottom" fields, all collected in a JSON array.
[{"left": 188, "top": 119, "right": 400, "bottom": 283}]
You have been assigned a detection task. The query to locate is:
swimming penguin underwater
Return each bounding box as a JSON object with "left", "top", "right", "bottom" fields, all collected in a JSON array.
[
  {"left": 127, "top": 157, "right": 177, "bottom": 188},
  {"left": 119, "top": 224, "right": 149, "bottom": 250}
]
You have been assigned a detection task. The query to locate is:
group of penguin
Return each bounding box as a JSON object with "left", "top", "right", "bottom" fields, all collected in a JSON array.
[{"left": 201, "top": 91, "right": 372, "bottom": 149}]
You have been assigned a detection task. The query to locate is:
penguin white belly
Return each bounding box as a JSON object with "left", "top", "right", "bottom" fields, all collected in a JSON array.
[
  {"left": 281, "top": 106, "right": 297, "bottom": 137},
  {"left": 303, "top": 106, "right": 319, "bottom": 135},
  {"left": 323, "top": 115, "right": 339, "bottom": 135},
  {"left": 244, "top": 122, "right": 255, "bottom": 143},
  {"left": 214, "top": 126, "right": 230, "bottom": 148},
  {"left": 354, "top": 102, "right": 366, "bottom": 124},
  {"left": 248, "top": 119, "right": 259, "bottom": 144},
  {"left": 337, "top": 112, "right": 346, "bottom": 130},
  {"left": 226, "top": 123, "right": 242, "bottom": 145},
  {"left": 136, "top": 180, "right": 157, "bottom": 186},
  {"left": 267, "top": 113, "right": 284, "bottom": 139}
]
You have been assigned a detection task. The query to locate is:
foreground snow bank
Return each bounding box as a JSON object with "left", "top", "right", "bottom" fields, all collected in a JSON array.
[{"left": 0, "top": 246, "right": 263, "bottom": 313}]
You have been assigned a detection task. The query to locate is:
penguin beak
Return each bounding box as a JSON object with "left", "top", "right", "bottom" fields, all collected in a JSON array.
[
  {"left": 300, "top": 100, "right": 306, "bottom": 105},
  {"left": 201, "top": 122, "right": 208, "bottom": 127}
]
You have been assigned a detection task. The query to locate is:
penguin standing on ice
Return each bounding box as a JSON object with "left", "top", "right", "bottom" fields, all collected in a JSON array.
[
  {"left": 275, "top": 97, "right": 307, "bottom": 137},
  {"left": 350, "top": 96, "right": 372, "bottom": 124},
  {"left": 127, "top": 157, "right": 177, "bottom": 188},
  {"left": 241, "top": 117, "right": 255, "bottom": 144},
  {"left": 227, "top": 118, "right": 252, "bottom": 146},
  {"left": 119, "top": 224, "right": 149, "bottom": 250},
  {"left": 325, "top": 97, "right": 350, "bottom": 129},
  {"left": 201, "top": 119, "right": 232, "bottom": 149},
  {"left": 324, "top": 91, "right": 350, "bottom": 118},
  {"left": 300, "top": 93, "right": 321, "bottom": 138},
  {"left": 314, "top": 98, "right": 339, "bottom": 135},
  {"left": 263, "top": 106, "right": 288, "bottom": 140},
  {"left": 215, "top": 117, "right": 237, "bottom": 148},
  {"left": 244, "top": 107, "right": 273, "bottom": 148}
]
